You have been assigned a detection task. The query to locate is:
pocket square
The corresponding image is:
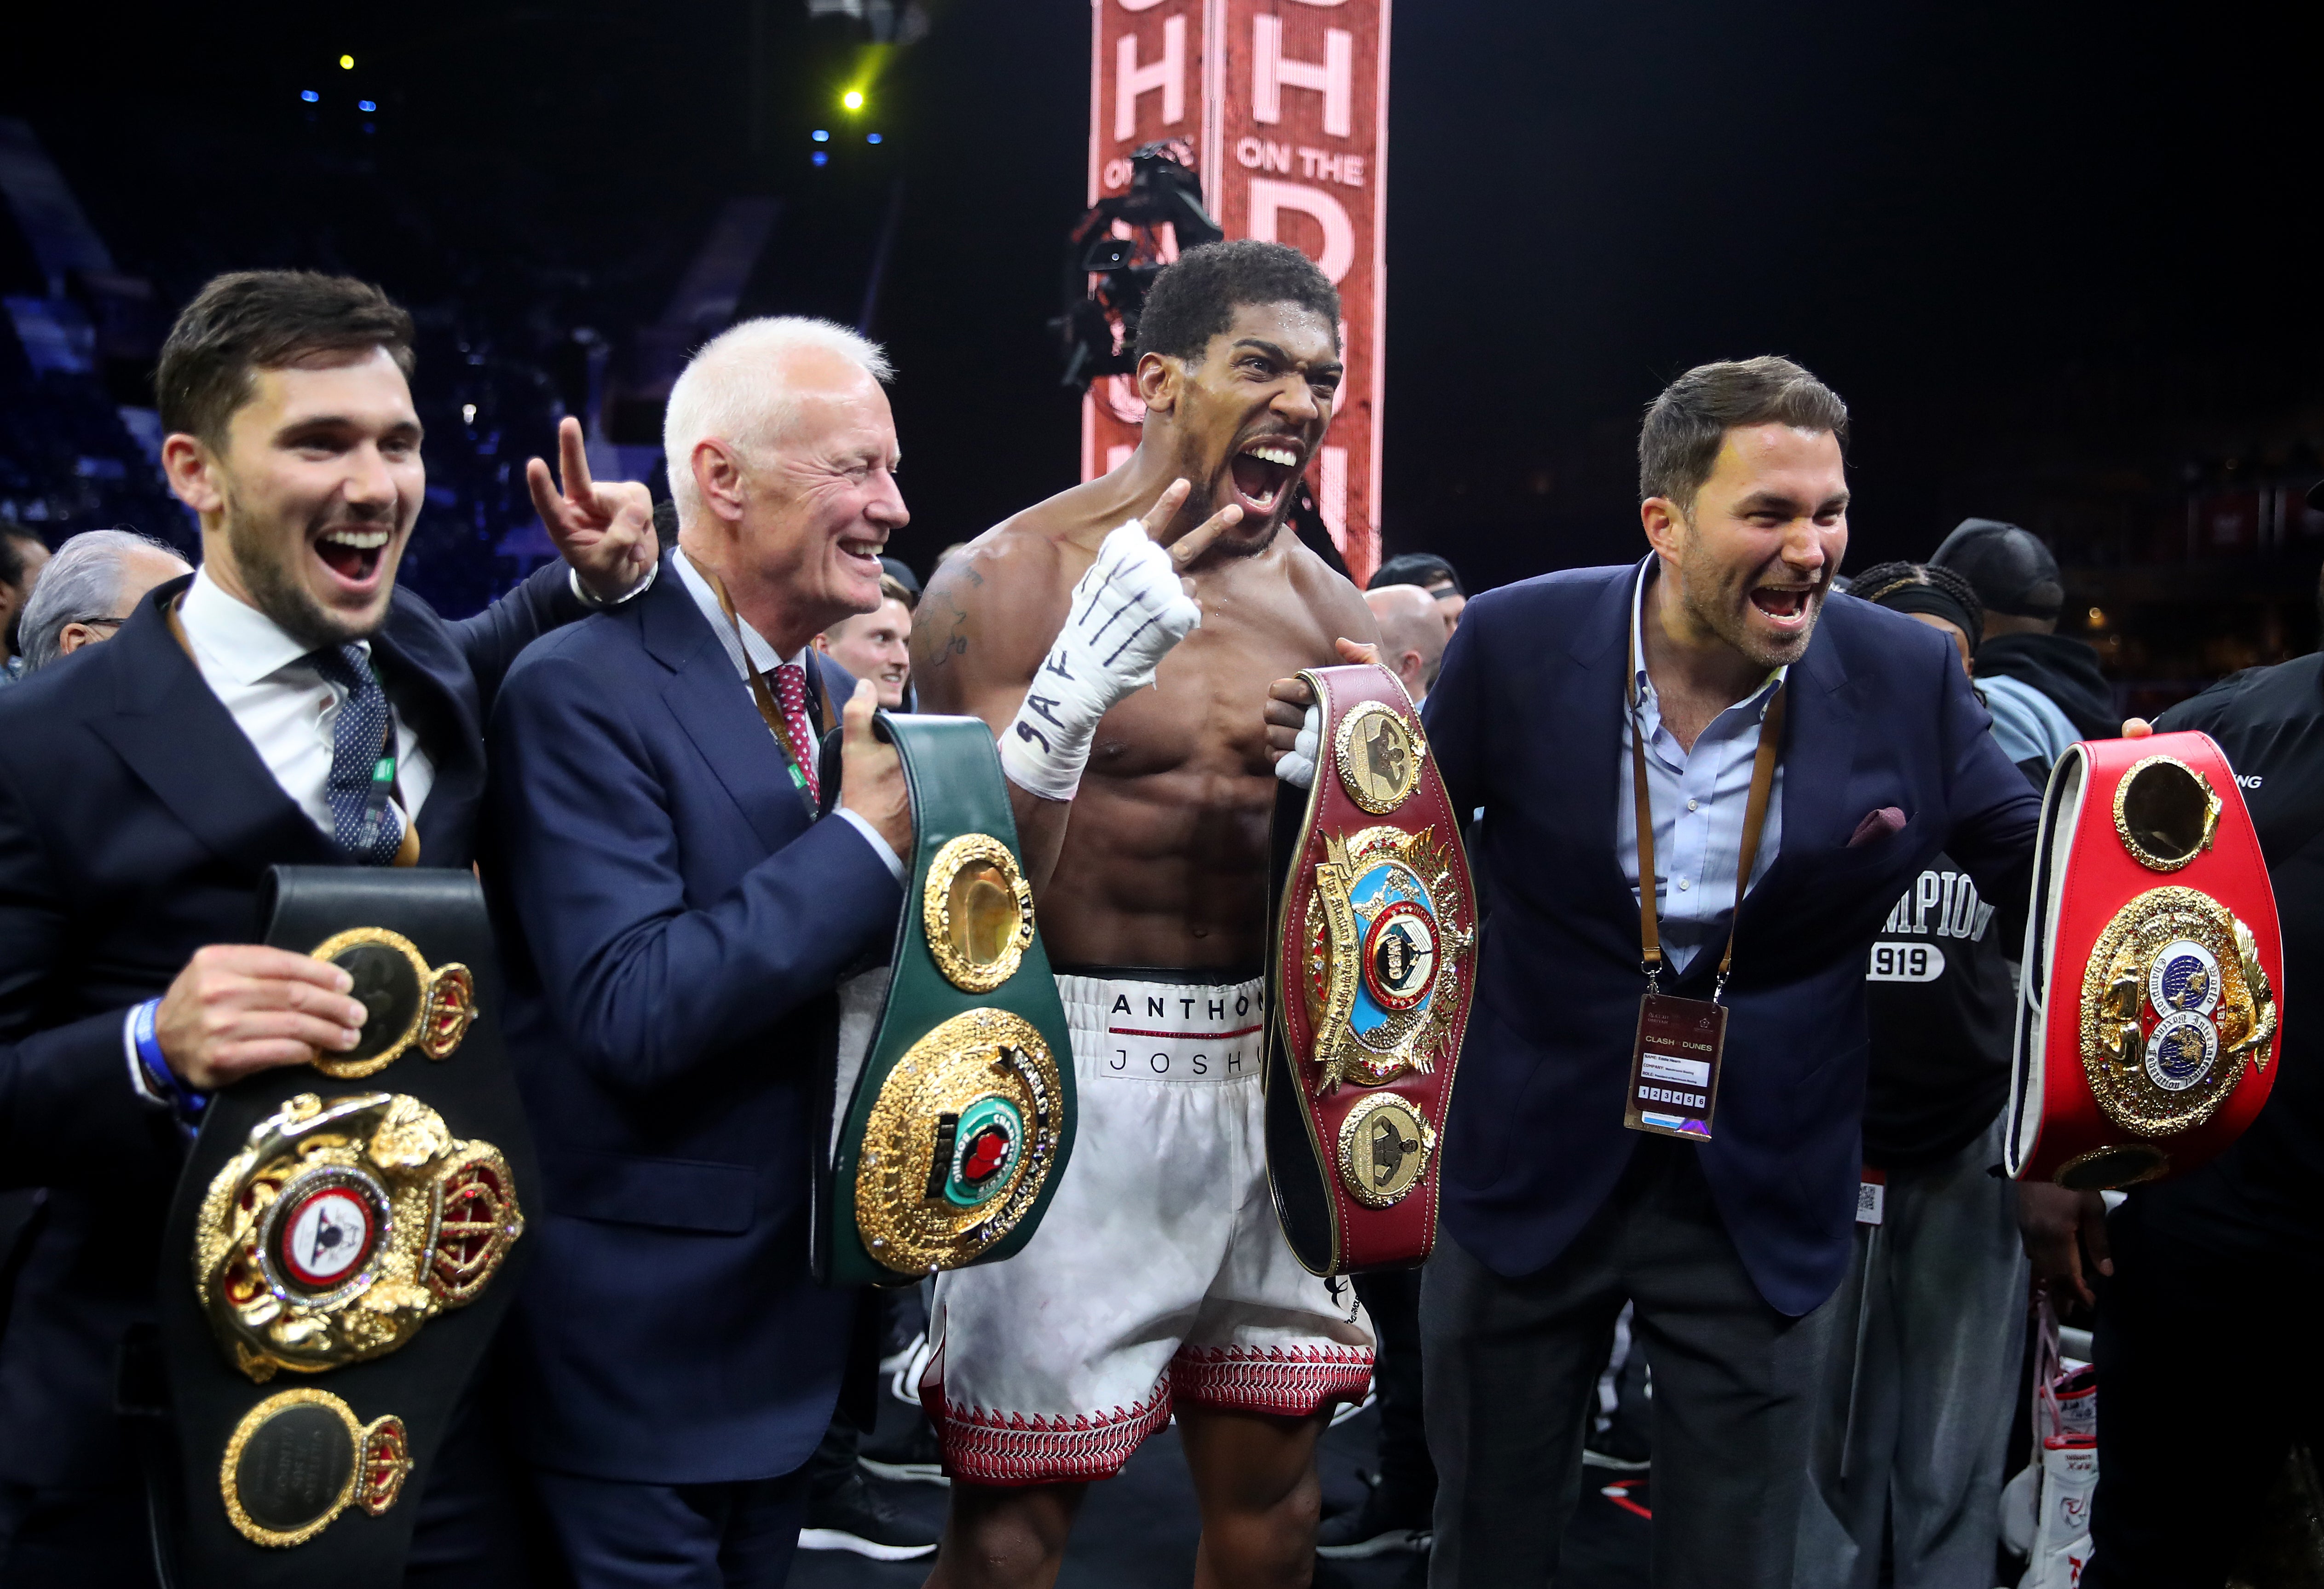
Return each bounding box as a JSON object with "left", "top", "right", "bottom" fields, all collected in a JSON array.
[{"left": 1848, "top": 807, "right": 1907, "bottom": 848}]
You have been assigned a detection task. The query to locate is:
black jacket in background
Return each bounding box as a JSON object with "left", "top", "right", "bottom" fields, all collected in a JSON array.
[
  {"left": 1974, "top": 631, "right": 2117, "bottom": 740},
  {"left": 2134, "top": 653, "right": 2324, "bottom": 1256}
]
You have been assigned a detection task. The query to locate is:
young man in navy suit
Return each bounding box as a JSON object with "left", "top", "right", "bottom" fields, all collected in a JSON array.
[
  {"left": 1268, "top": 357, "right": 2042, "bottom": 1589},
  {"left": 0, "top": 270, "right": 654, "bottom": 1587},
  {"left": 484, "top": 317, "right": 915, "bottom": 1589}
]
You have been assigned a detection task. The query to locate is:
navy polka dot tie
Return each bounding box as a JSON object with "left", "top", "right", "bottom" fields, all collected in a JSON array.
[{"left": 307, "top": 644, "right": 406, "bottom": 864}]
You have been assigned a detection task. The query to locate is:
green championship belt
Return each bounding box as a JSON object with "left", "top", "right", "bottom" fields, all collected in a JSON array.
[{"left": 815, "top": 713, "right": 1077, "bottom": 1288}]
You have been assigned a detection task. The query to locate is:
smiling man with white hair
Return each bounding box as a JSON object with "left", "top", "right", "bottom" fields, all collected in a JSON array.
[
  {"left": 485, "top": 315, "right": 918, "bottom": 1589},
  {"left": 16, "top": 529, "right": 193, "bottom": 673}
]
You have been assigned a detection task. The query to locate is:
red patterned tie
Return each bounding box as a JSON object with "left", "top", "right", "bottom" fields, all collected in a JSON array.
[{"left": 774, "top": 662, "right": 822, "bottom": 803}]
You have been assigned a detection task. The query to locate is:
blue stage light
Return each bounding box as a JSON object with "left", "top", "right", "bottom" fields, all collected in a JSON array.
[
  {"left": 812, "top": 129, "right": 829, "bottom": 142},
  {"left": 358, "top": 100, "right": 377, "bottom": 113},
  {"left": 812, "top": 150, "right": 829, "bottom": 167},
  {"left": 301, "top": 90, "right": 319, "bottom": 103},
  {"left": 867, "top": 132, "right": 882, "bottom": 144}
]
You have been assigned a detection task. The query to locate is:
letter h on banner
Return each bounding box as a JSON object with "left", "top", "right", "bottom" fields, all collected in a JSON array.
[{"left": 1085, "top": 0, "right": 1389, "bottom": 586}]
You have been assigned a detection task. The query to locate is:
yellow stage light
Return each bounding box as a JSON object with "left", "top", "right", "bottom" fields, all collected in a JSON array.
[
  {"left": 842, "top": 89, "right": 865, "bottom": 110},
  {"left": 340, "top": 54, "right": 354, "bottom": 69}
]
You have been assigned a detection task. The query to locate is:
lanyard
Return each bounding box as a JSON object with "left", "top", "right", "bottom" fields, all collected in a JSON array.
[
  {"left": 685, "top": 551, "right": 821, "bottom": 810},
  {"left": 1628, "top": 612, "right": 1785, "bottom": 1002}
]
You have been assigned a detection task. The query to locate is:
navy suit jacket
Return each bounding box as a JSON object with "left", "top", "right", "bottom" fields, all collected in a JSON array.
[
  {"left": 1423, "top": 566, "right": 2041, "bottom": 1316},
  {"left": 0, "top": 562, "right": 581, "bottom": 1485},
  {"left": 484, "top": 554, "right": 902, "bottom": 1485}
]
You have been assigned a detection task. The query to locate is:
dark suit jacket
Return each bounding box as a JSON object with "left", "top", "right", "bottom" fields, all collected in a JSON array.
[
  {"left": 1423, "top": 567, "right": 2041, "bottom": 1316},
  {"left": 0, "top": 561, "right": 582, "bottom": 1486},
  {"left": 484, "top": 554, "right": 901, "bottom": 1485}
]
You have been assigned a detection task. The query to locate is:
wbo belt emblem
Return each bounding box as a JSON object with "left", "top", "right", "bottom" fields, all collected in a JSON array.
[
  {"left": 1303, "top": 825, "right": 1472, "bottom": 1099},
  {"left": 194, "top": 1092, "right": 524, "bottom": 1381}
]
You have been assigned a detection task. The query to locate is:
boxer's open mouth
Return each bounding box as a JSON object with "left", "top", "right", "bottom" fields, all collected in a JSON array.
[
  {"left": 1749, "top": 584, "right": 1816, "bottom": 625},
  {"left": 1228, "top": 439, "right": 1303, "bottom": 516},
  {"left": 313, "top": 525, "right": 392, "bottom": 590}
]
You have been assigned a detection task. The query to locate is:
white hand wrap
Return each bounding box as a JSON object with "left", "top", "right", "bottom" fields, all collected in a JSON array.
[
  {"left": 998, "top": 522, "right": 1201, "bottom": 802},
  {"left": 1274, "top": 703, "right": 1322, "bottom": 791}
]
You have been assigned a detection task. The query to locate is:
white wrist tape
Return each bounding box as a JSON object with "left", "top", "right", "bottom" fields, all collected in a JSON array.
[
  {"left": 1275, "top": 703, "right": 1322, "bottom": 791},
  {"left": 999, "top": 522, "right": 1201, "bottom": 801}
]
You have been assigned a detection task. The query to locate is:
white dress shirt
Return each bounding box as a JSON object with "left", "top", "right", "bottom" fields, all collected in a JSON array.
[
  {"left": 178, "top": 568, "right": 434, "bottom": 838},
  {"left": 671, "top": 551, "right": 904, "bottom": 883},
  {"left": 130, "top": 569, "right": 438, "bottom": 1109},
  {"left": 1615, "top": 557, "right": 1787, "bottom": 973}
]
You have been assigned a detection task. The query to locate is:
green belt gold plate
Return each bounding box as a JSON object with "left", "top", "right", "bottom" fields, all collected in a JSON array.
[{"left": 821, "top": 713, "right": 1077, "bottom": 1286}]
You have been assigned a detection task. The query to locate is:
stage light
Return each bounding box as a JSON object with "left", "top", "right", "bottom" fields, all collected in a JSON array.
[
  {"left": 339, "top": 54, "right": 354, "bottom": 69},
  {"left": 462, "top": 403, "right": 477, "bottom": 424},
  {"left": 358, "top": 99, "right": 377, "bottom": 112},
  {"left": 813, "top": 150, "right": 829, "bottom": 167},
  {"left": 867, "top": 132, "right": 882, "bottom": 144},
  {"left": 300, "top": 90, "right": 319, "bottom": 103},
  {"left": 812, "top": 129, "right": 829, "bottom": 142},
  {"left": 842, "top": 89, "right": 864, "bottom": 110}
]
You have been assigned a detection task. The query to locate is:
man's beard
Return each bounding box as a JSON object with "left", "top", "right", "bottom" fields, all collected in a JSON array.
[
  {"left": 1674, "top": 526, "right": 1824, "bottom": 671},
  {"left": 223, "top": 487, "right": 386, "bottom": 651}
]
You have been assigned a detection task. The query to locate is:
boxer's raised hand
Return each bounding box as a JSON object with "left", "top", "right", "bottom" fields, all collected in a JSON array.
[
  {"left": 839, "top": 680, "right": 914, "bottom": 861},
  {"left": 997, "top": 479, "right": 1241, "bottom": 803},
  {"left": 527, "top": 416, "right": 658, "bottom": 602},
  {"left": 154, "top": 944, "right": 370, "bottom": 1091},
  {"left": 1264, "top": 636, "right": 1383, "bottom": 789}
]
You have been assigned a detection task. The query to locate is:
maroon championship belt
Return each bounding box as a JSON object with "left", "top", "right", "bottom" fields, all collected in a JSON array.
[
  {"left": 1263, "top": 664, "right": 1478, "bottom": 1275},
  {"left": 2008, "top": 731, "right": 2284, "bottom": 1188}
]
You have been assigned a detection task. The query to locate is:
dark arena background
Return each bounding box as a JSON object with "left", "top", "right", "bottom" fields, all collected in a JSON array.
[{"left": 2, "top": 5, "right": 2320, "bottom": 1585}]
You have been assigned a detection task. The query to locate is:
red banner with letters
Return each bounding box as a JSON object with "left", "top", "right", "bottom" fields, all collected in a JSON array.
[{"left": 1084, "top": 0, "right": 1390, "bottom": 585}]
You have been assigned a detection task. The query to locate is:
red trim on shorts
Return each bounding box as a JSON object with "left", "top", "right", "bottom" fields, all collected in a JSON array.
[
  {"left": 928, "top": 1379, "right": 1174, "bottom": 1487},
  {"left": 1104, "top": 1024, "right": 1264, "bottom": 1040},
  {"left": 1168, "top": 1343, "right": 1375, "bottom": 1417}
]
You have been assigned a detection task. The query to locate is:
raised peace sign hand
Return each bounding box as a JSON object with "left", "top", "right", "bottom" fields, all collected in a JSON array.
[
  {"left": 1131, "top": 477, "right": 1243, "bottom": 593},
  {"left": 525, "top": 416, "right": 659, "bottom": 603}
]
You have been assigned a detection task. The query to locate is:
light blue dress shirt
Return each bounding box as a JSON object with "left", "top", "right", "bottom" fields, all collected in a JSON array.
[
  {"left": 1616, "top": 558, "right": 1787, "bottom": 973},
  {"left": 1978, "top": 672, "right": 2079, "bottom": 770}
]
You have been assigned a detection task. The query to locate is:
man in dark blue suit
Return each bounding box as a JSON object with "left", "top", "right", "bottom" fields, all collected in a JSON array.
[
  {"left": 1273, "top": 358, "right": 2040, "bottom": 1587},
  {"left": 485, "top": 315, "right": 916, "bottom": 1589},
  {"left": 0, "top": 271, "right": 655, "bottom": 1587}
]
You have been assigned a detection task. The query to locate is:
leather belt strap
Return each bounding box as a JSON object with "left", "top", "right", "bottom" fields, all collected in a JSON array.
[{"left": 816, "top": 713, "right": 1077, "bottom": 1286}]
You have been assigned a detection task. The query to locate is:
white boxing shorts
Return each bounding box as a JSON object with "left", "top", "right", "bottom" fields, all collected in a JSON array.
[{"left": 923, "top": 969, "right": 1374, "bottom": 1486}]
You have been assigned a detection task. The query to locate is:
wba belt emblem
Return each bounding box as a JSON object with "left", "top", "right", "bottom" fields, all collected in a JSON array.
[{"left": 1265, "top": 664, "right": 1477, "bottom": 1275}]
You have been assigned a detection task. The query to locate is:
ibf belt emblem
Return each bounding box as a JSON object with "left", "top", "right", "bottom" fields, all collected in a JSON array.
[
  {"left": 1302, "top": 825, "right": 1473, "bottom": 1098},
  {"left": 194, "top": 1092, "right": 524, "bottom": 1381},
  {"left": 2082, "top": 887, "right": 2277, "bottom": 1140}
]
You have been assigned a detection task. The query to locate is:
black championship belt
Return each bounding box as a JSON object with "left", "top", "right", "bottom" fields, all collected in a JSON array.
[
  {"left": 814, "top": 713, "right": 1077, "bottom": 1288},
  {"left": 154, "top": 868, "right": 533, "bottom": 1587},
  {"left": 2008, "top": 732, "right": 2285, "bottom": 1188},
  {"left": 1263, "top": 664, "right": 1478, "bottom": 1275}
]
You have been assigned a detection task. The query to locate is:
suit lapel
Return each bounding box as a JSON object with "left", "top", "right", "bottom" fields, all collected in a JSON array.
[
  {"left": 370, "top": 603, "right": 483, "bottom": 862},
  {"left": 1568, "top": 566, "right": 1648, "bottom": 929},
  {"left": 91, "top": 578, "right": 341, "bottom": 874},
  {"left": 1742, "top": 626, "right": 1855, "bottom": 929},
  {"left": 640, "top": 569, "right": 815, "bottom": 854}
]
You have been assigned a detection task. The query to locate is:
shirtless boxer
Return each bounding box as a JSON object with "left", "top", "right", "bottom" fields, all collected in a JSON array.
[{"left": 911, "top": 240, "right": 1380, "bottom": 1587}]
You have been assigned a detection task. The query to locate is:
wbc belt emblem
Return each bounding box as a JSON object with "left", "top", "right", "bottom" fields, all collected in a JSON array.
[
  {"left": 2008, "top": 735, "right": 2285, "bottom": 1189},
  {"left": 1264, "top": 664, "right": 1477, "bottom": 1275}
]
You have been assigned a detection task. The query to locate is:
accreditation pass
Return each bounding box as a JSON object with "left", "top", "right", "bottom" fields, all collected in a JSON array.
[{"left": 1624, "top": 993, "right": 1728, "bottom": 1141}]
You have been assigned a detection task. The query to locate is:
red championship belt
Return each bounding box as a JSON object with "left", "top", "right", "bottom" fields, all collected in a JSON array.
[
  {"left": 2007, "top": 731, "right": 2284, "bottom": 1188},
  {"left": 1263, "top": 664, "right": 1478, "bottom": 1275}
]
